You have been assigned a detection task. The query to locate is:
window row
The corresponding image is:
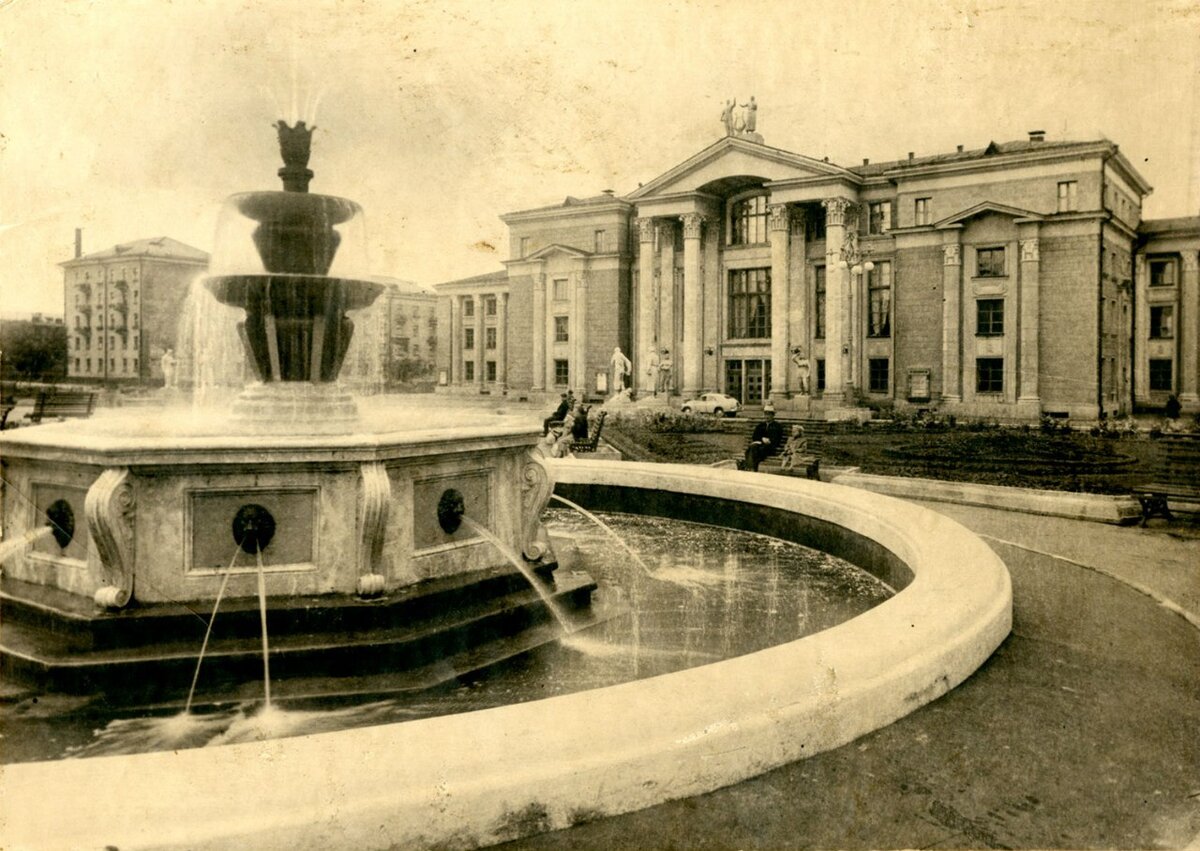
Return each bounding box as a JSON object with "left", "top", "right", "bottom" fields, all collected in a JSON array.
[
  {"left": 462, "top": 360, "right": 500, "bottom": 383},
  {"left": 462, "top": 327, "right": 499, "bottom": 349},
  {"left": 74, "top": 357, "right": 138, "bottom": 373},
  {"left": 75, "top": 335, "right": 138, "bottom": 350},
  {"left": 461, "top": 296, "right": 500, "bottom": 317}
]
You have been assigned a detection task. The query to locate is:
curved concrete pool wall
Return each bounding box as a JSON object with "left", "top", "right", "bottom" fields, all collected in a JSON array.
[{"left": 0, "top": 461, "right": 1011, "bottom": 851}]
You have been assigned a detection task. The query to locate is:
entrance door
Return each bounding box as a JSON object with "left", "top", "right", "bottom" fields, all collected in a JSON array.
[{"left": 725, "top": 358, "right": 771, "bottom": 405}]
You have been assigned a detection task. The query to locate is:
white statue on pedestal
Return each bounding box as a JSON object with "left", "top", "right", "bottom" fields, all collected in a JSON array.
[
  {"left": 609, "top": 346, "right": 631, "bottom": 394},
  {"left": 160, "top": 348, "right": 177, "bottom": 389}
]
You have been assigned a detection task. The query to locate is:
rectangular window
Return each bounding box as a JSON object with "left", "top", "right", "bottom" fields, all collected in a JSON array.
[
  {"left": 554, "top": 315, "right": 569, "bottom": 343},
  {"left": 1149, "top": 359, "right": 1173, "bottom": 391},
  {"left": 74, "top": 357, "right": 80, "bottom": 372},
  {"left": 552, "top": 278, "right": 568, "bottom": 301},
  {"left": 1150, "top": 305, "right": 1174, "bottom": 339},
  {"left": 86, "top": 358, "right": 92, "bottom": 371},
  {"left": 727, "top": 268, "right": 771, "bottom": 338},
  {"left": 807, "top": 213, "right": 826, "bottom": 242},
  {"left": 463, "top": 327, "right": 475, "bottom": 349},
  {"left": 484, "top": 296, "right": 496, "bottom": 316},
  {"left": 486, "top": 361, "right": 497, "bottom": 382},
  {"left": 122, "top": 358, "right": 128, "bottom": 371},
  {"left": 463, "top": 297, "right": 474, "bottom": 318},
  {"left": 519, "top": 237, "right": 530, "bottom": 257},
  {"left": 976, "top": 298, "right": 1005, "bottom": 336},
  {"left": 1057, "top": 181, "right": 1078, "bottom": 212},
  {"left": 132, "top": 357, "right": 137, "bottom": 370},
  {"left": 976, "top": 357, "right": 1004, "bottom": 393},
  {"left": 976, "top": 247, "right": 1006, "bottom": 277},
  {"left": 915, "top": 197, "right": 931, "bottom": 226},
  {"left": 868, "top": 358, "right": 889, "bottom": 394},
  {"left": 730, "top": 196, "right": 768, "bottom": 245},
  {"left": 815, "top": 358, "right": 826, "bottom": 392},
  {"left": 397, "top": 336, "right": 410, "bottom": 354},
  {"left": 1149, "top": 260, "right": 1176, "bottom": 287},
  {"left": 554, "top": 359, "right": 570, "bottom": 386},
  {"left": 594, "top": 230, "right": 606, "bottom": 253},
  {"left": 464, "top": 361, "right": 475, "bottom": 381},
  {"left": 868, "top": 201, "right": 892, "bottom": 235},
  {"left": 814, "top": 266, "right": 826, "bottom": 338},
  {"left": 485, "top": 327, "right": 497, "bottom": 349},
  {"left": 867, "top": 262, "right": 891, "bottom": 337}
]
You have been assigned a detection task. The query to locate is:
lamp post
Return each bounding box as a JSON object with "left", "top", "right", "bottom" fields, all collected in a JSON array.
[{"left": 835, "top": 228, "right": 873, "bottom": 397}]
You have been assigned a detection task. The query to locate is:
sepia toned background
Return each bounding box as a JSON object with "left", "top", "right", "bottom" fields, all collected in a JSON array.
[{"left": 1, "top": 0, "right": 1197, "bottom": 317}]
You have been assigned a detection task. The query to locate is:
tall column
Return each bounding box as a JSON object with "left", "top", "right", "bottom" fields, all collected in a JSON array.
[
  {"left": 531, "top": 274, "right": 546, "bottom": 392},
  {"left": 573, "top": 271, "right": 588, "bottom": 398},
  {"left": 682, "top": 213, "right": 705, "bottom": 398},
  {"left": 822, "top": 198, "right": 851, "bottom": 404},
  {"left": 636, "top": 217, "right": 657, "bottom": 395},
  {"left": 659, "top": 221, "right": 677, "bottom": 395},
  {"left": 941, "top": 230, "right": 963, "bottom": 403},
  {"left": 449, "top": 296, "right": 461, "bottom": 385},
  {"left": 1018, "top": 231, "right": 1041, "bottom": 409},
  {"left": 1181, "top": 252, "right": 1199, "bottom": 406},
  {"left": 498, "top": 292, "right": 509, "bottom": 390},
  {"left": 474, "top": 293, "right": 485, "bottom": 389},
  {"left": 769, "top": 203, "right": 790, "bottom": 400}
]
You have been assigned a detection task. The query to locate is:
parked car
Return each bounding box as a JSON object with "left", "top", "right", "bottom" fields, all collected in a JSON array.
[{"left": 681, "top": 392, "right": 740, "bottom": 417}]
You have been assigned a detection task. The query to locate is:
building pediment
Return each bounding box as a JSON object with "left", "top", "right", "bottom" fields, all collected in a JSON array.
[
  {"left": 934, "top": 201, "right": 1044, "bottom": 229},
  {"left": 628, "top": 137, "right": 855, "bottom": 201},
  {"left": 522, "top": 243, "right": 592, "bottom": 261}
]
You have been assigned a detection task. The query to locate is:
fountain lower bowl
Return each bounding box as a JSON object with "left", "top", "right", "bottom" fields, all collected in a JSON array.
[{"left": 0, "top": 460, "right": 1011, "bottom": 851}]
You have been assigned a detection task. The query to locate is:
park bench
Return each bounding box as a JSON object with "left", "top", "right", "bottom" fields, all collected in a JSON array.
[
  {"left": 759, "top": 431, "right": 824, "bottom": 480},
  {"left": 1134, "top": 434, "right": 1200, "bottom": 525},
  {"left": 26, "top": 390, "right": 98, "bottom": 425},
  {"left": 570, "top": 410, "right": 607, "bottom": 453}
]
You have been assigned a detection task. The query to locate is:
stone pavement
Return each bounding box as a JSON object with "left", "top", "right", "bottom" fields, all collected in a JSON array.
[{"left": 493, "top": 502, "right": 1200, "bottom": 851}]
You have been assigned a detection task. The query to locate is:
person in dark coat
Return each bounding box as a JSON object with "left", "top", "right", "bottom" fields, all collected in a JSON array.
[
  {"left": 543, "top": 391, "right": 574, "bottom": 435},
  {"left": 743, "top": 404, "right": 783, "bottom": 471},
  {"left": 571, "top": 404, "right": 590, "bottom": 441}
]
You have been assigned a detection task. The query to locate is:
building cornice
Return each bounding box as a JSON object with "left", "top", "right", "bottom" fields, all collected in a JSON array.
[
  {"left": 878, "top": 142, "right": 1116, "bottom": 184},
  {"left": 500, "top": 199, "right": 633, "bottom": 224}
]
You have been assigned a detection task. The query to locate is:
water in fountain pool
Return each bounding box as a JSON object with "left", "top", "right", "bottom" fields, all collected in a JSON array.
[{"left": 1, "top": 510, "right": 893, "bottom": 765}]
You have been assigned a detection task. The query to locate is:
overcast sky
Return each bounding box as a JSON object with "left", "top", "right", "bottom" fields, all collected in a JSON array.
[{"left": 1, "top": 0, "right": 1197, "bottom": 316}]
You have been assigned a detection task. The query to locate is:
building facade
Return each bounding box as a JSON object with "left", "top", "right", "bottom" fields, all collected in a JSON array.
[
  {"left": 437, "top": 127, "right": 1199, "bottom": 420},
  {"left": 61, "top": 236, "right": 209, "bottom": 385}
]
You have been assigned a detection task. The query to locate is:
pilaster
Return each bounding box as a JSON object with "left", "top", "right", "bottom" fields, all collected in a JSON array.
[
  {"left": 449, "top": 296, "right": 461, "bottom": 385},
  {"left": 531, "top": 274, "right": 546, "bottom": 392},
  {"left": 1133, "top": 255, "right": 1150, "bottom": 404},
  {"left": 1017, "top": 227, "right": 1041, "bottom": 413},
  {"left": 682, "top": 213, "right": 705, "bottom": 398},
  {"left": 636, "top": 217, "right": 657, "bottom": 395},
  {"left": 498, "top": 292, "right": 509, "bottom": 390},
  {"left": 769, "top": 203, "right": 791, "bottom": 399},
  {"left": 657, "top": 217, "right": 676, "bottom": 393},
  {"left": 941, "top": 228, "right": 963, "bottom": 403},
  {"left": 573, "top": 271, "right": 589, "bottom": 398},
  {"left": 474, "top": 292, "right": 485, "bottom": 388},
  {"left": 1181, "top": 252, "right": 1199, "bottom": 406}
]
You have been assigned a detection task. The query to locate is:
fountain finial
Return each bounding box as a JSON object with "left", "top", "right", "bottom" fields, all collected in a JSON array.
[{"left": 275, "top": 120, "right": 315, "bottom": 192}]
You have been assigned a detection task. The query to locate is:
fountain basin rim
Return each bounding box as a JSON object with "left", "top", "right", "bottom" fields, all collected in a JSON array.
[
  {"left": 0, "top": 416, "right": 540, "bottom": 468},
  {"left": 0, "top": 460, "right": 1012, "bottom": 851},
  {"left": 229, "top": 191, "right": 360, "bottom": 225}
]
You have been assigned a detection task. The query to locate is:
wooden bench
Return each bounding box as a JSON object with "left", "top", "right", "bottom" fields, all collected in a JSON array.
[
  {"left": 1135, "top": 434, "right": 1200, "bottom": 525},
  {"left": 761, "top": 433, "right": 824, "bottom": 480},
  {"left": 570, "top": 410, "right": 607, "bottom": 453},
  {"left": 26, "top": 390, "right": 97, "bottom": 425}
]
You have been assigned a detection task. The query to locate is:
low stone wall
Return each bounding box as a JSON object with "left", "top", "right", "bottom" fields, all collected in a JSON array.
[
  {"left": 831, "top": 470, "right": 1142, "bottom": 525},
  {"left": 0, "top": 461, "right": 1011, "bottom": 851}
]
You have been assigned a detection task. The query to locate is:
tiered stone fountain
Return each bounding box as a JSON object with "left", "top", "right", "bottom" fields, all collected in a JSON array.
[{"left": 0, "top": 123, "right": 589, "bottom": 705}]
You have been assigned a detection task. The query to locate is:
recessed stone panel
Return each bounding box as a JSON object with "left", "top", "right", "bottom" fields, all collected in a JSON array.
[
  {"left": 412, "top": 471, "right": 491, "bottom": 551},
  {"left": 30, "top": 483, "right": 89, "bottom": 564},
  {"left": 189, "top": 488, "right": 317, "bottom": 572}
]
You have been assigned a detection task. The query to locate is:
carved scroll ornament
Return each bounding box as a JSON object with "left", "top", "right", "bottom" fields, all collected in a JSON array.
[{"left": 86, "top": 468, "right": 135, "bottom": 609}]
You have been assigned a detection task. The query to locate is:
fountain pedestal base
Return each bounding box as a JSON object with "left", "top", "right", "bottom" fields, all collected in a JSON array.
[{"left": 231, "top": 382, "right": 361, "bottom": 433}]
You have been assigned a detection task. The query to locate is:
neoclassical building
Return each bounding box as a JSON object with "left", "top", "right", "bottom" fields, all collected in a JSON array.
[{"left": 436, "top": 119, "right": 1199, "bottom": 420}]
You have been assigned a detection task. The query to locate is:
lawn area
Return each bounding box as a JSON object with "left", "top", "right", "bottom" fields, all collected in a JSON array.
[{"left": 604, "top": 414, "right": 1192, "bottom": 495}]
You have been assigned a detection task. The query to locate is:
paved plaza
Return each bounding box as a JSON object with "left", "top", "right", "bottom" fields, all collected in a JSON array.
[{"left": 495, "top": 501, "right": 1200, "bottom": 850}]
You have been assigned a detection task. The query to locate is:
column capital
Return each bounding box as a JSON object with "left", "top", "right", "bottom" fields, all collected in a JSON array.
[
  {"left": 636, "top": 217, "right": 656, "bottom": 243},
  {"left": 822, "top": 197, "right": 854, "bottom": 227},
  {"left": 768, "top": 203, "right": 790, "bottom": 232},
  {"left": 1183, "top": 252, "right": 1200, "bottom": 273},
  {"left": 682, "top": 212, "right": 705, "bottom": 240},
  {"left": 789, "top": 207, "right": 807, "bottom": 235},
  {"left": 943, "top": 244, "right": 962, "bottom": 266},
  {"left": 1020, "top": 239, "right": 1040, "bottom": 263}
]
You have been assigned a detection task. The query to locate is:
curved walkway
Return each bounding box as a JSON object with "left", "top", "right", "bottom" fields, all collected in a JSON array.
[{"left": 496, "top": 502, "right": 1200, "bottom": 851}]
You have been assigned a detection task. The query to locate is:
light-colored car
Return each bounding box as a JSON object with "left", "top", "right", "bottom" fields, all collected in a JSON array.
[{"left": 681, "top": 392, "right": 740, "bottom": 417}]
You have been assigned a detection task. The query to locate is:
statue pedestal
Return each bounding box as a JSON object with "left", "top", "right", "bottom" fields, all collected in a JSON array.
[{"left": 232, "top": 382, "right": 360, "bottom": 434}]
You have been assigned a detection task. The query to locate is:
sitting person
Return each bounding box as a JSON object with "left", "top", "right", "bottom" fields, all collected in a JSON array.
[
  {"left": 570, "top": 404, "right": 590, "bottom": 442},
  {"left": 542, "top": 390, "right": 574, "bottom": 435},
  {"left": 743, "top": 403, "right": 783, "bottom": 472},
  {"left": 779, "top": 425, "right": 808, "bottom": 471}
]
